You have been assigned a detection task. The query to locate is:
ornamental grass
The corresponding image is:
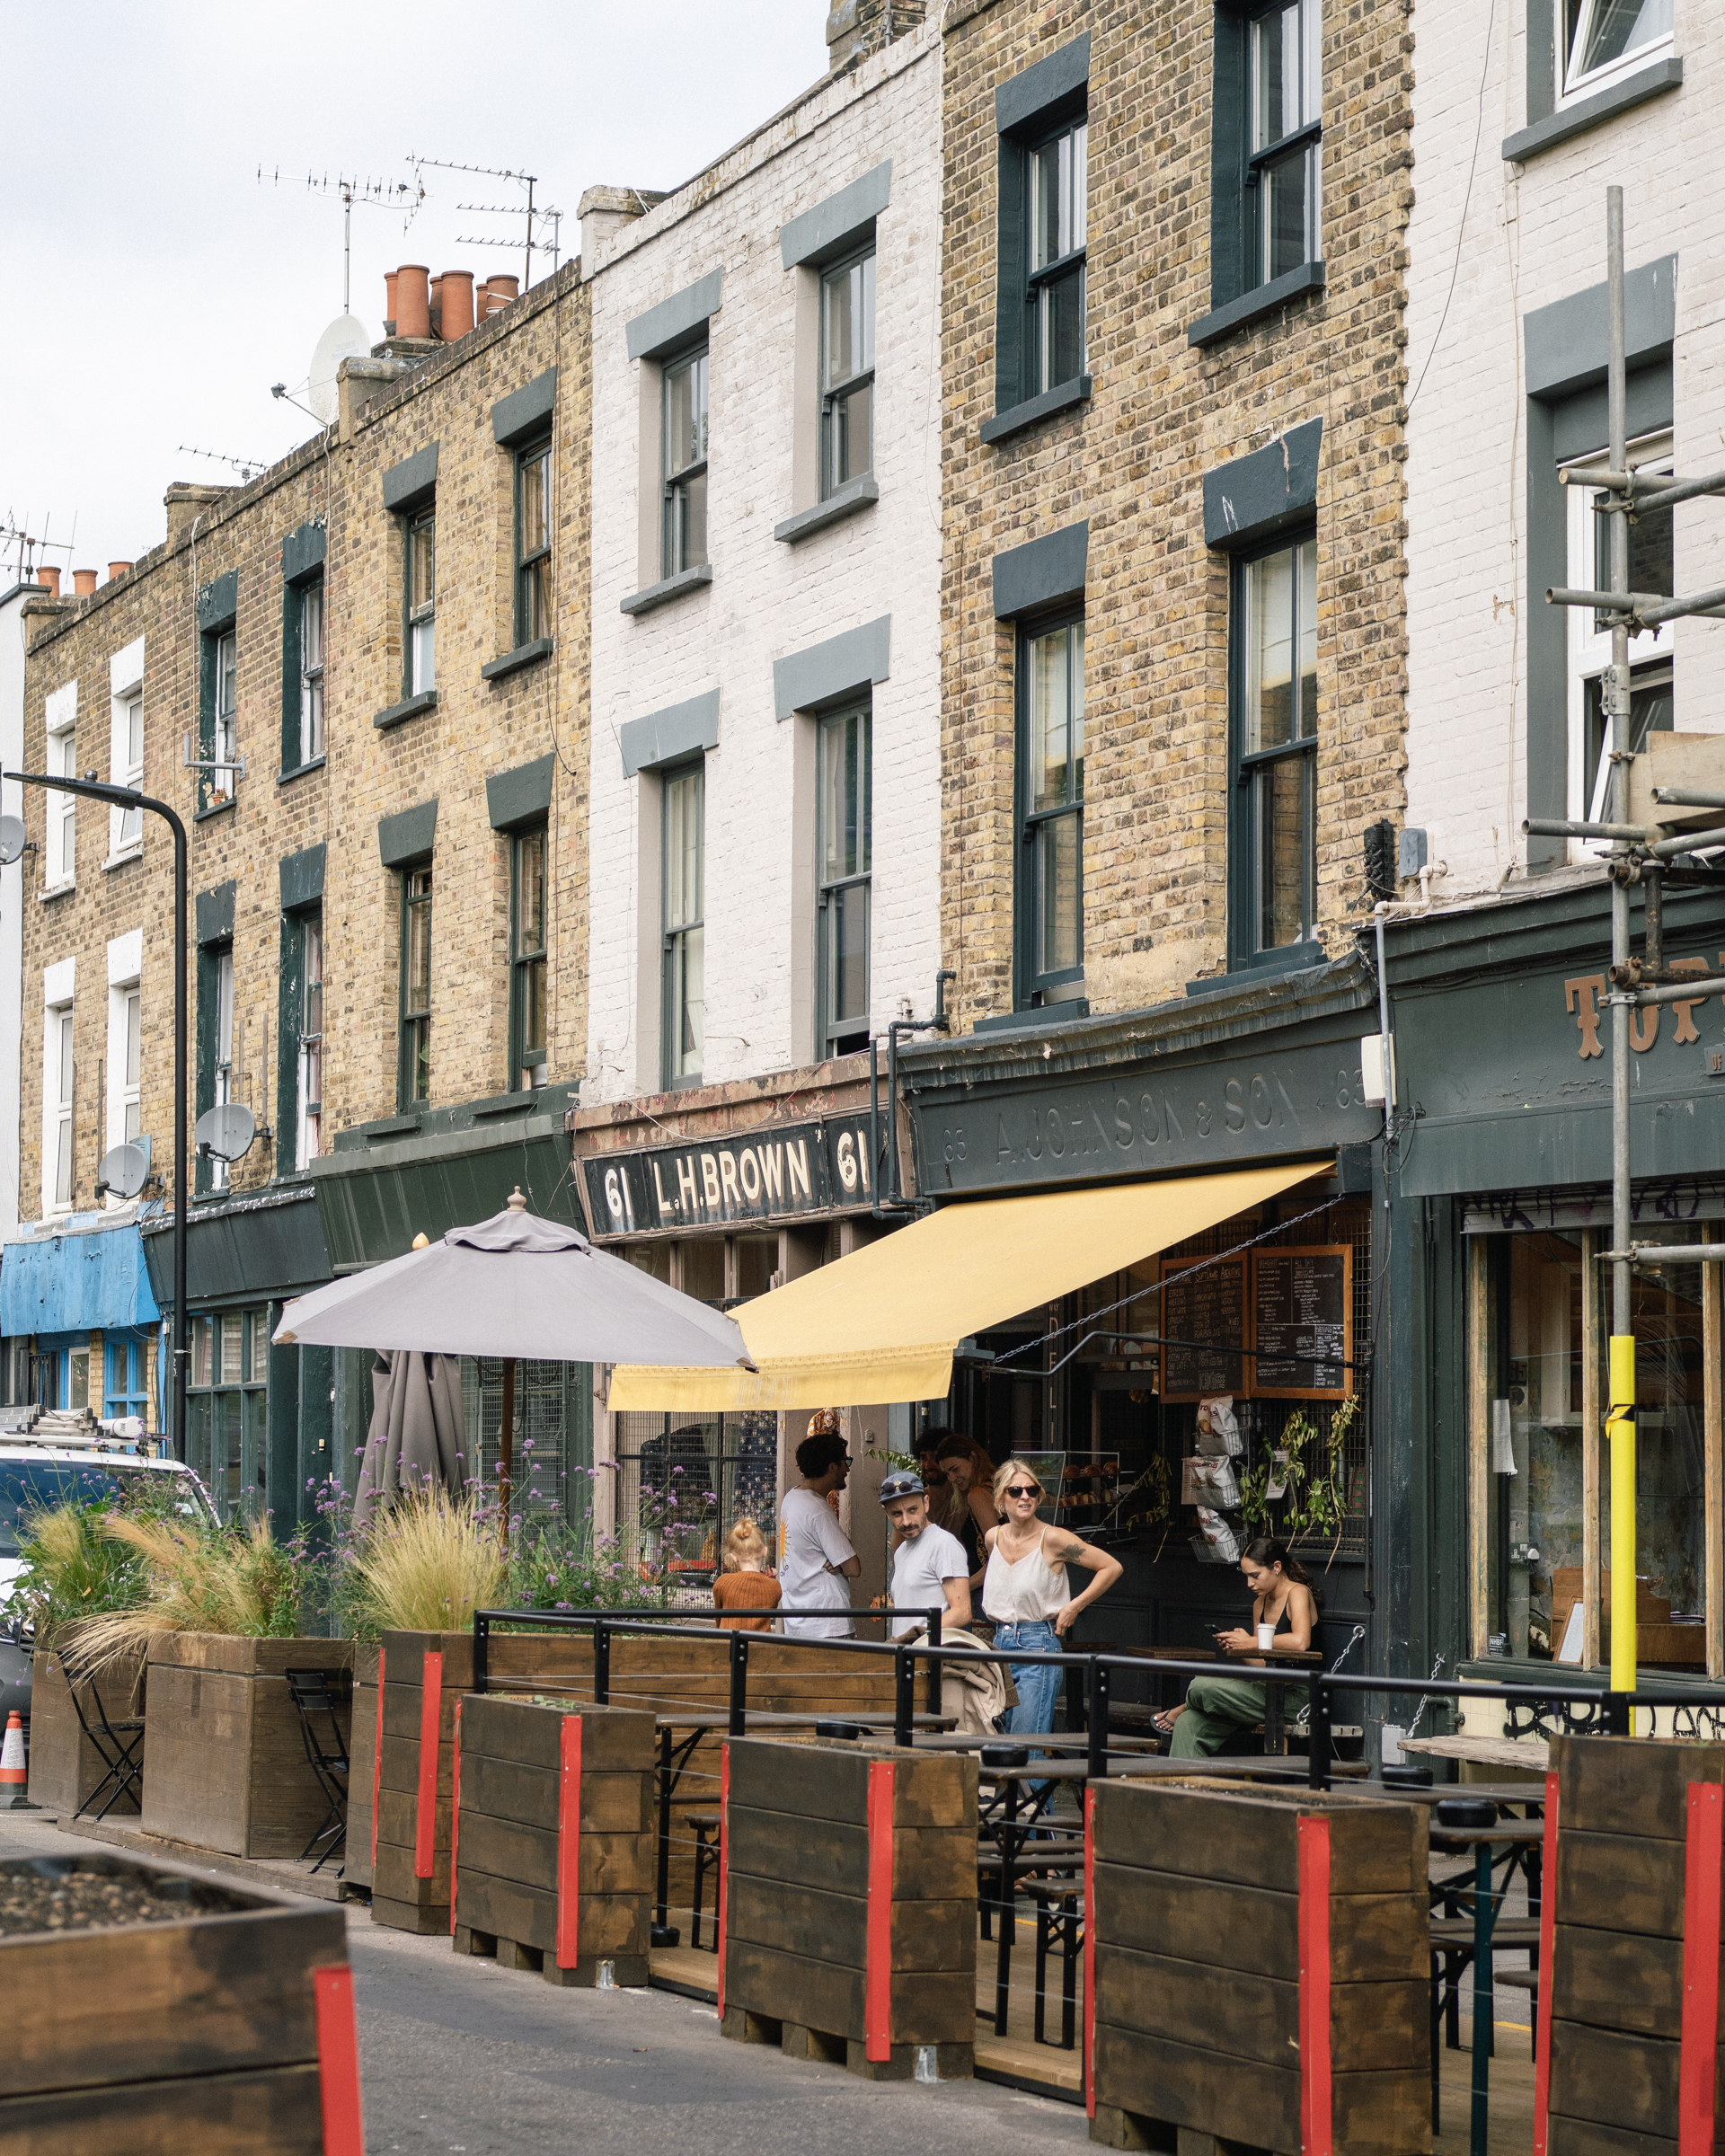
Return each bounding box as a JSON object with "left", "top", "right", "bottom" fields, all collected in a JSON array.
[
  {"left": 343, "top": 1487, "right": 506, "bottom": 1638},
  {"left": 65, "top": 1515, "right": 302, "bottom": 1676}
]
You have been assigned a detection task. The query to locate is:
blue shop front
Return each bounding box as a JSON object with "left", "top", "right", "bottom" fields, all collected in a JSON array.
[{"left": 0, "top": 1205, "right": 163, "bottom": 1436}]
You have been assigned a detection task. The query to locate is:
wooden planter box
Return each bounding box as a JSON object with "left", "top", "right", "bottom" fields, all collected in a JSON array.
[
  {"left": 1544, "top": 1733, "right": 1725, "bottom": 2152},
  {"left": 720, "top": 1734, "right": 978, "bottom": 2081},
  {"left": 140, "top": 1635, "right": 352, "bottom": 1860},
  {"left": 344, "top": 1643, "right": 380, "bottom": 1894},
  {"left": 26, "top": 1645, "right": 146, "bottom": 1817},
  {"left": 0, "top": 1849, "right": 347, "bottom": 2152},
  {"left": 369, "top": 1627, "right": 895, "bottom": 1936},
  {"left": 1089, "top": 1780, "right": 1430, "bottom": 2156},
  {"left": 452, "top": 1695, "right": 655, "bottom": 1985}
]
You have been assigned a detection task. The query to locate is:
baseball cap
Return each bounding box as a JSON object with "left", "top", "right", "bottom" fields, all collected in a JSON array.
[{"left": 878, "top": 1471, "right": 926, "bottom": 1506}]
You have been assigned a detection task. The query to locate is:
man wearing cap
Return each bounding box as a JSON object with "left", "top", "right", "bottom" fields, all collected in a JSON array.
[{"left": 880, "top": 1471, "right": 972, "bottom": 1639}]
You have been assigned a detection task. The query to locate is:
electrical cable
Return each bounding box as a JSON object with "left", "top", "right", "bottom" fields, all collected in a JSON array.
[{"left": 1405, "top": 0, "right": 1497, "bottom": 415}]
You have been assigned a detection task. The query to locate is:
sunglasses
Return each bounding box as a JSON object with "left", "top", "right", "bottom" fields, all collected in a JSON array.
[{"left": 1003, "top": 1483, "right": 1040, "bottom": 1499}]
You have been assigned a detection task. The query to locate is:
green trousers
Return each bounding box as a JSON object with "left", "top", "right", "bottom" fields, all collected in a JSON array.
[{"left": 1168, "top": 1674, "right": 1267, "bottom": 1758}]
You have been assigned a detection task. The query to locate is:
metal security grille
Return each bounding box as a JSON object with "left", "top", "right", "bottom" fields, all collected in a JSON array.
[
  {"left": 613, "top": 1409, "right": 780, "bottom": 1587},
  {"left": 461, "top": 1358, "right": 586, "bottom": 1522}
]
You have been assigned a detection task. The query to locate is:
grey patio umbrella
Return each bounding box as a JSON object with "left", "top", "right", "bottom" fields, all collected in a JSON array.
[
  {"left": 275, "top": 1190, "right": 753, "bottom": 1533},
  {"left": 352, "top": 1350, "right": 467, "bottom": 1531}
]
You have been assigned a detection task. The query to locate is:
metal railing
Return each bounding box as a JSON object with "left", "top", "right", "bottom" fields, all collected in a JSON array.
[{"left": 471, "top": 1605, "right": 1725, "bottom": 1786}]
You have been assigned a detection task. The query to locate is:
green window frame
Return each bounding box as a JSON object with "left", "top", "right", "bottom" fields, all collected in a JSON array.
[
  {"left": 1024, "top": 114, "right": 1087, "bottom": 397},
  {"left": 819, "top": 250, "right": 875, "bottom": 498},
  {"left": 405, "top": 509, "right": 436, "bottom": 696},
  {"left": 661, "top": 344, "right": 709, "bottom": 578},
  {"left": 398, "top": 865, "right": 432, "bottom": 1109},
  {"left": 194, "top": 943, "right": 234, "bottom": 1195},
  {"left": 510, "top": 824, "right": 548, "bottom": 1092},
  {"left": 1228, "top": 531, "right": 1319, "bottom": 968},
  {"left": 1211, "top": 0, "right": 1322, "bottom": 311},
  {"left": 1015, "top": 611, "right": 1085, "bottom": 1008},
  {"left": 186, "top": 1306, "right": 270, "bottom": 1523},
  {"left": 515, "top": 437, "right": 552, "bottom": 645},
  {"left": 816, "top": 703, "right": 871, "bottom": 1058},
  {"left": 661, "top": 760, "right": 704, "bottom": 1091}
]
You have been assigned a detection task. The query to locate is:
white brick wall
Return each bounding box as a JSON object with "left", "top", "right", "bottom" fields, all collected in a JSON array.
[
  {"left": 1404, "top": 1, "right": 1725, "bottom": 896},
  {"left": 583, "top": 29, "right": 943, "bottom": 1101}
]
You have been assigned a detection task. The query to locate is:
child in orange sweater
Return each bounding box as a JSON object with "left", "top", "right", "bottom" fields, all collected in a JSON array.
[{"left": 712, "top": 1519, "right": 783, "bottom": 1631}]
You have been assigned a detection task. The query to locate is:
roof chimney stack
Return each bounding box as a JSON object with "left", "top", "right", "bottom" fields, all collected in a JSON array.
[
  {"left": 36, "top": 566, "right": 60, "bottom": 596},
  {"left": 440, "top": 270, "right": 475, "bottom": 340},
  {"left": 395, "top": 265, "right": 431, "bottom": 340},
  {"left": 72, "top": 569, "right": 97, "bottom": 596},
  {"left": 108, "top": 561, "right": 133, "bottom": 583}
]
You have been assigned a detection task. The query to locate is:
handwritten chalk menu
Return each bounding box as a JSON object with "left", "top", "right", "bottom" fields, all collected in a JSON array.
[
  {"left": 1252, "top": 1246, "right": 1352, "bottom": 1399},
  {"left": 1158, "top": 1256, "right": 1248, "bottom": 1401}
]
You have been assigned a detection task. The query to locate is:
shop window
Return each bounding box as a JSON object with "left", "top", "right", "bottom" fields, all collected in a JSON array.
[
  {"left": 510, "top": 824, "right": 548, "bottom": 1092},
  {"left": 516, "top": 437, "right": 552, "bottom": 644},
  {"left": 186, "top": 1306, "right": 270, "bottom": 1521},
  {"left": 1230, "top": 533, "right": 1317, "bottom": 967},
  {"left": 1475, "top": 1224, "right": 1712, "bottom": 1668},
  {"left": 1016, "top": 611, "right": 1085, "bottom": 1007},
  {"left": 820, "top": 249, "right": 875, "bottom": 497},
  {"left": 624, "top": 1243, "right": 672, "bottom": 1285},
  {"left": 817, "top": 703, "right": 871, "bottom": 1057},
  {"left": 67, "top": 1347, "right": 90, "bottom": 1412},
  {"left": 399, "top": 866, "right": 432, "bottom": 1109},
  {"left": 732, "top": 1235, "right": 777, "bottom": 1302},
  {"left": 614, "top": 1407, "right": 781, "bottom": 1581},
  {"left": 1566, "top": 432, "right": 1674, "bottom": 830},
  {"left": 678, "top": 1238, "right": 725, "bottom": 1303},
  {"left": 661, "top": 761, "right": 704, "bottom": 1090},
  {"left": 406, "top": 510, "right": 436, "bottom": 696},
  {"left": 661, "top": 344, "right": 710, "bottom": 578},
  {"left": 104, "top": 1338, "right": 149, "bottom": 1424}
]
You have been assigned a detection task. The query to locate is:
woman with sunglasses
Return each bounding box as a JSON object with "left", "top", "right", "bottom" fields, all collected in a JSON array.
[{"left": 981, "top": 1458, "right": 1122, "bottom": 1737}]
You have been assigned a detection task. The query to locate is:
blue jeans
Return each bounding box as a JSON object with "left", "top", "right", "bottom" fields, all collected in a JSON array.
[{"left": 993, "top": 1619, "right": 1062, "bottom": 1738}]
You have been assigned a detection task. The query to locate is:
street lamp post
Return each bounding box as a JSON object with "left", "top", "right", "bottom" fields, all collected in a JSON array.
[{"left": 3, "top": 773, "right": 190, "bottom": 1463}]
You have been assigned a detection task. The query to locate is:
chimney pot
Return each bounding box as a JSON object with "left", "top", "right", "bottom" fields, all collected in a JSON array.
[
  {"left": 440, "top": 270, "right": 475, "bottom": 340},
  {"left": 489, "top": 274, "right": 520, "bottom": 306},
  {"left": 384, "top": 268, "right": 400, "bottom": 338},
  {"left": 395, "top": 264, "right": 430, "bottom": 340},
  {"left": 36, "top": 566, "right": 60, "bottom": 596},
  {"left": 73, "top": 569, "right": 97, "bottom": 596},
  {"left": 108, "top": 561, "right": 132, "bottom": 582}
]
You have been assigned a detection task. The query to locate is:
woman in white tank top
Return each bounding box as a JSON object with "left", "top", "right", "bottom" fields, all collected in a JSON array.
[{"left": 982, "top": 1456, "right": 1122, "bottom": 1738}]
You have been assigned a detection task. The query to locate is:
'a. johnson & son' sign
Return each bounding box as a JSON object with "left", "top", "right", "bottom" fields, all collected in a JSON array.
[{"left": 582, "top": 1114, "right": 880, "bottom": 1240}]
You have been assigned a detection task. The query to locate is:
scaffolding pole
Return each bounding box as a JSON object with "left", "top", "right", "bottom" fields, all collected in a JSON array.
[{"left": 1527, "top": 189, "right": 1725, "bottom": 1729}]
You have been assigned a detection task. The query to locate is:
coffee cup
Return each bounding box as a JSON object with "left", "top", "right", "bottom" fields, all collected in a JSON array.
[{"left": 1256, "top": 1622, "right": 1276, "bottom": 1652}]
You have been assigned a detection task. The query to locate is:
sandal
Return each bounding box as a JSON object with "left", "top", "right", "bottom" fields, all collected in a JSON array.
[{"left": 1151, "top": 1710, "right": 1180, "bottom": 1737}]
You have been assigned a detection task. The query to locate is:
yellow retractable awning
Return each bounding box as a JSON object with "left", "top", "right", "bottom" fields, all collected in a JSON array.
[{"left": 606, "top": 1156, "right": 1330, "bottom": 1411}]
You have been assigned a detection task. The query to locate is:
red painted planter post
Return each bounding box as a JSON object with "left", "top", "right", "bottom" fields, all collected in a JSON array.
[
  {"left": 1533, "top": 1770, "right": 1560, "bottom": 2155},
  {"left": 414, "top": 1651, "right": 443, "bottom": 1880},
  {"left": 1296, "top": 1815, "right": 1332, "bottom": 2156},
  {"left": 1680, "top": 1781, "right": 1724, "bottom": 2156},
  {"left": 314, "top": 1964, "right": 365, "bottom": 2156},
  {"left": 555, "top": 1712, "right": 584, "bottom": 1969},
  {"left": 864, "top": 1759, "right": 896, "bottom": 2063},
  {"left": 369, "top": 1646, "right": 386, "bottom": 1869}
]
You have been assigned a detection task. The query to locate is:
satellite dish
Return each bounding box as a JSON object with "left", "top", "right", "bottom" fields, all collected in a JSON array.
[
  {"left": 307, "top": 314, "right": 371, "bottom": 425},
  {"left": 99, "top": 1137, "right": 152, "bottom": 1201},
  {"left": 195, "top": 1103, "right": 257, "bottom": 1163},
  {"left": 0, "top": 815, "right": 24, "bottom": 866}
]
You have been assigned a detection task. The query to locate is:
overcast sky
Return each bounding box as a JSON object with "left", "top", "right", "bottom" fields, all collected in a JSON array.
[{"left": 0, "top": 0, "right": 825, "bottom": 586}]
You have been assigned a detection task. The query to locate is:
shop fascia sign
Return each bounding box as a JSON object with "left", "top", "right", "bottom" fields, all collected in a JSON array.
[
  {"left": 909, "top": 1036, "right": 1384, "bottom": 1197},
  {"left": 585, "top": 1113, "right": 878, "bottom": 1240}
]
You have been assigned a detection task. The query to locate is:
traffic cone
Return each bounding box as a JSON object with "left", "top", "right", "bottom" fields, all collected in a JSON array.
[{"left": 1, "top": 1710, "right": 40, "bottom": 1809}]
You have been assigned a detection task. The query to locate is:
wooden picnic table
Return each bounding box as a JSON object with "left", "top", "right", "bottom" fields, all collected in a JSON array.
[
  {"left": 1423, "top": 1819, "right": 1546, "bottom": 2156},
  {"left": 1398, "top": 1733, "right": 1549, "bottom": 1773}
]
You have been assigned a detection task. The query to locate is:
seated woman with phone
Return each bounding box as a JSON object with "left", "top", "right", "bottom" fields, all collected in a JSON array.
[{"left": 1155, "top": 1536, "right": 1320, "bottom": 1758}]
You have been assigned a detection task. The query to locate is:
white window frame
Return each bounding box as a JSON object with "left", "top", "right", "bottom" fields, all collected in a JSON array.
[
  {"left": 299, "top": 580, "right": 324, "bottom": 764},
  {"left": 107, "top": 636, "right": 146, "bottom": 860},
  {"left": 41, "top": 959, "right": 75, "bottom": 1218},
  {"left": 1564, "top": 431, "right": 1675, "bottom": 848},
  {"left": 1560, "top": 0, "right": 1674, "bottom": 106},
  {"left": 105, "top": 928, "right": 145, "bottom": 1180},
  {"left": 213, "top": 630, "right": 238, "bottom": 800},
  {"left": 296, "top": 913, "right": 323, "bottom": 1171},
  {"left": 44, "top": 680, "right": 76, "bottom": 891}
]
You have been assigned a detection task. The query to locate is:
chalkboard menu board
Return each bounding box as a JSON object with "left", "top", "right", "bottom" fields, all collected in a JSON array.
[
  {"left": 1158, "top": 1256, "right": 1248, "bottom": 1401},
  {"left": 1252, "top": 1245, "right": 1352, "bottom": 1399}
]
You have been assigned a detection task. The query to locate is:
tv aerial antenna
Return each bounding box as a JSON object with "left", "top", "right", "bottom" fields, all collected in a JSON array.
[
  {"left": 258, "top": 166, "right": 424, "bottom": 316},
  {"left": 1, "top": 516, "right": 74, "bottom": 585},
  {"left": 408, "top": 155, "right": 551, "bottom": 289},
  {"left": 177, "top": 446, "right": 273, "bottom": 483}
]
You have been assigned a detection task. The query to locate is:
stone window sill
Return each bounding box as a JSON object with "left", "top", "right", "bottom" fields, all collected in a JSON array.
[
  {"left": 482, "top": 637, "right": 555, "bottom": 682},
  {"left": 1502, "top": 56, "right": 1682, "bottom": 162},
  {"left": 1185, "top": 941, "right": 1324, "bottom": 1000},
  {"left": 374, "top": 689, "right": 438, "bottom": 732},
  {"left": 194, "top": 797, "right": 236, "bottom": 824},
  {"left": 620, "top": 564, "right": 713, "bottom": 617},
  {"left": 774, "top": 476, "right": 880, "bottom": 544},
  {"left": 37, "top": 880, "right": 75, "bottom": 904},
  {"left": 1187, "top": 261, "right": 1326, "bottom": 349},
  {"left": 101, "top": 846, "right": 144, "bottom": 873},
  {"left": 980, "top": 376, "right": 1092, "bottom": 446},
  {"left": 279, "top": 755, "right": 327, "bottom": 785},
  {"left": 973, "top": 996, "right": 1090, "bottom": 1035}
]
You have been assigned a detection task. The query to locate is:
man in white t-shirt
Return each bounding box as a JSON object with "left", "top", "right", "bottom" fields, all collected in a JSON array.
[
  {"left": 777, "top": 1422, "right": 860, "bottom": 1639},
  {"left": 880, "top": 1471, "right": 972, "bottom": 1639}
]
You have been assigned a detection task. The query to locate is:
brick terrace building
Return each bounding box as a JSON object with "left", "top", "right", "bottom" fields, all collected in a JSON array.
[{"left": 13, "top": 264, "right": 595, "bottom": 1531}]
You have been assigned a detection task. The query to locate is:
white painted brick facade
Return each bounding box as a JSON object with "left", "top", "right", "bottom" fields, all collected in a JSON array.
[
  {"left": 1405, "top": 2, "right": 1725, "bottom": 896},
  {"left": 583, "top": 29, "right": 942, "bottom": 1102}
]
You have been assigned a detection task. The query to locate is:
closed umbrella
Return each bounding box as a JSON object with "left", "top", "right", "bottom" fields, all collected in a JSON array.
[
  {"left": 276, "top": 1190, "right": 753, "bottom": 1535},
  {"left": 353, "top": 1350, "right": 466, "bottom": 1531}
]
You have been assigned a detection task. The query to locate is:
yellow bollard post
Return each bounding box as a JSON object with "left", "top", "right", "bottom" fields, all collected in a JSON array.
[{"left": 1607, "top": 1334, "right": 1637, "bottom": 1727}]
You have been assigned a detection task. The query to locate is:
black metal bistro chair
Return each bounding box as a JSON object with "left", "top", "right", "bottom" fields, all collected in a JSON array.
[
  {"left": 688, "top": 1811, "right": 721, "bottom": 1949},
  {"left": 285, "top": 1668, "right": 351, "bottom": 1874},
  {"left": 68, "top": 1661, "right": 146, "bottom": 1823}
]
